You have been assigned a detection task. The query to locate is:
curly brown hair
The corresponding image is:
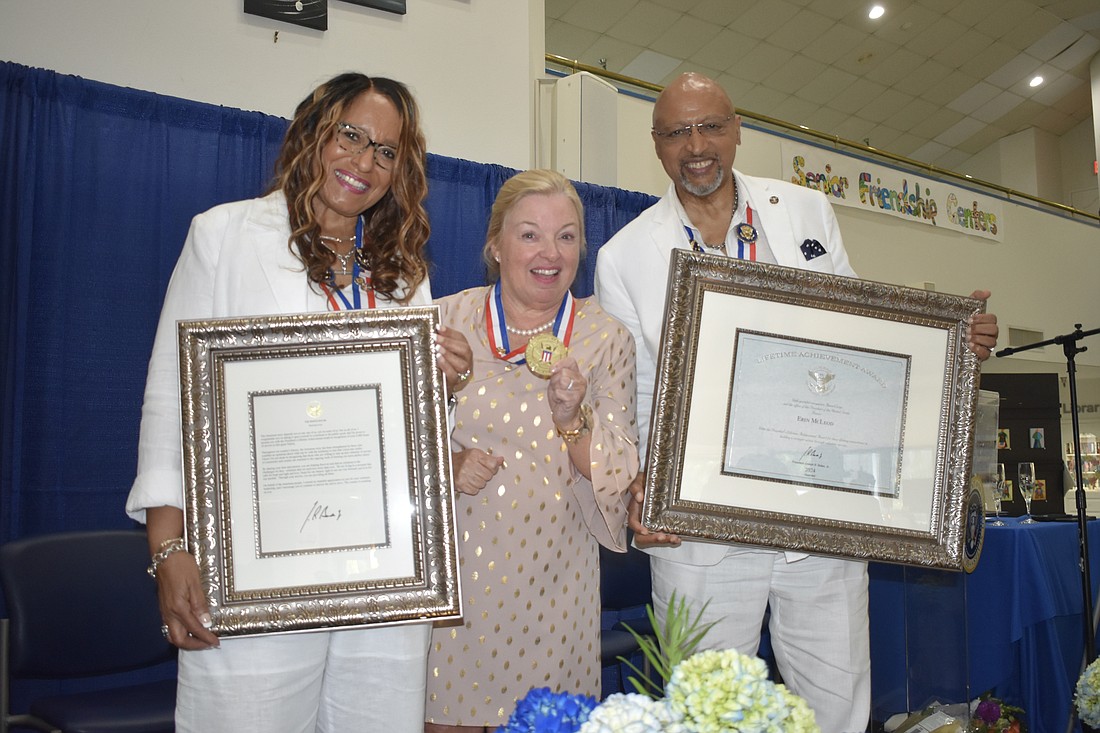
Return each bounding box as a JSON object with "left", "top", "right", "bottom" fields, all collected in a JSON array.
[{"left": 270, "top": 73, "right": 429, "bottom": 303}]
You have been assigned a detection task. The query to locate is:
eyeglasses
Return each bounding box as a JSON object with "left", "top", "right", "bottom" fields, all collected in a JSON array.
[
  {"left": 335, "top": 123, "right": 398, "bottom": 169},
  {"left": 652, "top": 115, "right": 735, "bottom": 142}
]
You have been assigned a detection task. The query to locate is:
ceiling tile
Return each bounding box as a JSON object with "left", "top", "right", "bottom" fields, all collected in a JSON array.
[
  {"left": 801, "top": 22, "right": 867, "bottom": 65},
  {"left": 935, "top": 116, "right": 987, "bottom": 147},
  {"left": 957, "top": 41, "right": 1019, "bottom": 79},
  {"left": 994, "top": 99, "right": 1049, "bottom": 133},
  {"left": 971, "top": 90, "right": 1026, "bottom": 123},
  {"left": 687, "top": 0, "right": 753, "bottom": 26},
  {"left": 714, "top": 73, "right": 759, "bottom": 107},
  {"left": 957, "top": 124, "right": 1010, "bottom": 154},
  {"left": 735, "top": 0, "right": 803, "bottom": 40},
  {"left": 826, "top": 78, "right": 888, "bottom": 115},
  {"left": 768, "top": 9, "right": 837, "bottom": 53},
  {"left": 607, "top": 2, "right": 683, "bottom": 47},
  {"left": 910, "top": 140, "right": 953, "bottom": 163},
  {"left": 545, "top": 0, "right": 582, "bottom": 21},
  {"left": 724, "top": 41, "right": 795, "bottom": 84},
  {"left": 831, "top": 115, "right": 878, "bottom": 144},
  {"left": 762, "top": 55, "right": 829, "bottom": 95},
  {"left": 904, "top": 14, "right": 968, "bottom": 56},
  {"left": 986, "top": 52, "right": 1045, "bottom": 89},
  {"left": 546, "top": 21, "right": 601, "bottom": 60},
  {"left": 884, "top": 97, "right": 943, "bottom": 134},
  {"left": 690, "top": 28, "right": 760, "bottom": 72},
  {"left": 946, "top": 0, "right": 1008, "bottom": 29},
  {"left": 770, "top": 95, "right": 822, "bottom": 126},
  {"left": 918, "top": 70, "right": 980, "bottom": 106},
  {"left": 934, "top": 148, "right": 971, "bottom": 171},
  {"left": 936, "top": 30, "right": 995, "bottom": 71},
  {"left": 867, "top": 124, "right": 906, "bottom": 150},
  {"left": 737, "top": 84, "right": 796, "bottom": 117},
  {"left": 622, "top": 50, "right": 684, "bottom": 83},
  {"left": 801, "top": 106, "right": 849, "bottom": 134},
  {"left": 804, "top": 0, "right": 858, "bottom": 22},
  {"left": 1050, "top": 81, "right": 1092, "bottom": 116},
  {"left": 1030, "top": 72, "right": 1082, "bottom": 106},
  {"left": 650, "top": 14, "right": 724, "bottom": 57},
  {"left": 902, "top": 58, "right": 955, "bottom": 97},
  {"left": 1050, "top": 34, "right": 1100, "bottom": 70},
  {"left": 888, "top": 132, "right": 927, "bottom": 158},
  {"left": 796, "top": 67, "right": 860, "bottom": 105},
  {"left": 980, "top": 0, "right": 1043, "bottom": 42},
  {"left": 946, "top": 82, "right": 1001, "bottom": 115},
  {"left": 832, "top": 34, "right": 901, "bottom": 77},
  {"left": 859, "top": 89, "right": 916, "bottom": 124},
  {"left": 1027, "top": 20, "right": 1085, "bottom": 61},
  {"left": 864, "top": 47, "right": 927, "bottom": 87},
  {"left": 560, "top": 0, "right": 637, "bottom": 34},
  {"left": 583, "top": 36, "right": 647, "bottom": 73},
  {"left": 906, "top": 107, "right": 967, "bottom": 141},
  {"left": 872, "top": 3, "right": 940, "bottom": 46},
  {"left": 649, "top": 0, "right": 705, "bottom": 10},
  {"left": 999, "top": 10, "right": 1064, "bottom": 50}
]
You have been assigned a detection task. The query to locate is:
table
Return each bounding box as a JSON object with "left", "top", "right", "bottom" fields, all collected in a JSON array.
[{"left": 870, "top": 517, "right": 1100, "bottom": 733}]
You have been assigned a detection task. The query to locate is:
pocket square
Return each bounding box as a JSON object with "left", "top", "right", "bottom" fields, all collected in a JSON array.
[{"left": 801, "top": 239, "right": 826, "bottom": 260}]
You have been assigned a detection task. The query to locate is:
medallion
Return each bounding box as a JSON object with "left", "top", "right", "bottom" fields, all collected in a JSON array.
[{"left": 525, "top": 333, "right": 567, "bottom": 378}]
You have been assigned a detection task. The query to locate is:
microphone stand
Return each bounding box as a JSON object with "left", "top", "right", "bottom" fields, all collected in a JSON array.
[{"left": 996, "top": 324, "right": 1099, "bottom": 729}]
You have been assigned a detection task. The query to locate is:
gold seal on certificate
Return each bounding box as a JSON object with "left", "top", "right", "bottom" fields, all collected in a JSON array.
[{"left": 525, "top": 333, "right": 567, "bottom": 378}]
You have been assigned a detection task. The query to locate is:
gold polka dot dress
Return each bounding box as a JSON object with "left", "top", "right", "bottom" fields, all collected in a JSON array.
[{"left": 424, "top": 286, "right": 639, "bottom": 726}]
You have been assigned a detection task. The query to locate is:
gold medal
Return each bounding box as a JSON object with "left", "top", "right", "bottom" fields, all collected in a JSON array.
[{"left": 525, "top": 333, "right": 567, "bottom": 378}]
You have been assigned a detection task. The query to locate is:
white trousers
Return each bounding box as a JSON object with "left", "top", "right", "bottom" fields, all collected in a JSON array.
[
  {"left": 176, "top": 622, "right": 431, "bottom": 733},
  {"left": 650, "top": 549, "right": 870, "bottom": 733}
]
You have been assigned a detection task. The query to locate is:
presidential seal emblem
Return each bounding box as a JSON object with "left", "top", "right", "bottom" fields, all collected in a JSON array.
[
  {"left": 807, "top": 367, "right": 836, "bottom": 395},
  {"left": 525, "top": 333, "right": 567, "bottom": 378},
  {"left": 307, "top": 401, "right": 323, "bottom": 419}
]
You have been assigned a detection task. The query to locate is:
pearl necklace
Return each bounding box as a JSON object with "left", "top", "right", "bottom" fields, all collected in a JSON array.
[{"left": 506, "top": 317, "right": 557, "bottom": 337}]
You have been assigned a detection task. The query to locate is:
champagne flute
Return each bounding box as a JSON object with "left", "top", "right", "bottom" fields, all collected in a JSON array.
[
  {"left": 988, "top": 463, "right": 1006, "bottom": 526},
  {"left": 1018, "top": 462, "right": 1037, "bottom": 524}
]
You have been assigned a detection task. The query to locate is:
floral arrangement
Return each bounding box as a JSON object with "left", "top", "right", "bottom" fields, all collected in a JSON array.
[
  {"left": 500, "top": 593, "right": 819, "bottom": 733},
  {"left": 967, "top": 692, "right": 1024, "bottom": 733},
  {"left": 1076, "top": 657, "right": 1100, "bottom": 728}
]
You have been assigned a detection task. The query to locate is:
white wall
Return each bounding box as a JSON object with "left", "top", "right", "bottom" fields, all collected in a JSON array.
[{"left": 1, "top": 0, "right": 542, "bottom": 170}]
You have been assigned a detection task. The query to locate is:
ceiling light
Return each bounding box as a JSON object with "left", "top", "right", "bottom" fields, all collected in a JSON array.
[
  {"left": 869, "top": 5, "right": 885, "bottom": 19},
  {"left": 1029, "top": 76, "right": 1044, "bottom": 87}
]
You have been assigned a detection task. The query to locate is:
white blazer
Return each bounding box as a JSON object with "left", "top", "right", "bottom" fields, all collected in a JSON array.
[
  {"left": 594, "top": 171, "right": 856, "bottom": 565},
  {"left": 126, "top": 192, "right": 432, "bottom": 521}
]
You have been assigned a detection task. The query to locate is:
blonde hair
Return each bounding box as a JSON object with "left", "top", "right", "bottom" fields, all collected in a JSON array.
[{"left": 482, "top": 169, "right": 587, "bottom": 282}]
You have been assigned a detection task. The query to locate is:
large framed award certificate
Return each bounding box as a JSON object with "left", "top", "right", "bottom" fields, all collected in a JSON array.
[
  {"left": 644, "top": 250, "right": 984, "bottom": 569},
  {"left": 178, "top": 307, "right": 460, "bottom": 636}
]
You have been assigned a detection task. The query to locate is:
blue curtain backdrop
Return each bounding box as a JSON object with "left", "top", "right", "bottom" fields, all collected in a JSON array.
[{"left": 0, "top": 60, "right": 658, "bottom": 545}]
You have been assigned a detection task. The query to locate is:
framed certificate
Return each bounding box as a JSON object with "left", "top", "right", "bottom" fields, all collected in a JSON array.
[
  {"left": 644, "top": 250, "right": 984, "bottom": 569},
  {"left": 179, "top": 307, "right": 460, "bottom": 636}
]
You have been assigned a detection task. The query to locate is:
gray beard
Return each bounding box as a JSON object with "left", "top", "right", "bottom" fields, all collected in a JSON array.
[{"left": 680, "top": 163, "right": 724, "bottom": 197}]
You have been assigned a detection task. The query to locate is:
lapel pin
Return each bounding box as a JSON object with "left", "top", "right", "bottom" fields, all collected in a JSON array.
[{"left": 769, "top": 196, "right": 779, "bottom": 204}]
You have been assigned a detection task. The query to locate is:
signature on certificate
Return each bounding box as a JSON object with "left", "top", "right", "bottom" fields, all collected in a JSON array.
[{"left": 300, "top": 500, "right": 343, "bottom": 533}]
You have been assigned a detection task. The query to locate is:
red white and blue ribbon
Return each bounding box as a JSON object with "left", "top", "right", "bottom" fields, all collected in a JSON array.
[{"left": 485, "top": 281, "right": 576, "bottom": 366}]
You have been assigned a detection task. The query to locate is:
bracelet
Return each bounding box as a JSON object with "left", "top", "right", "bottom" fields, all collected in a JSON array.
[
  {"left": 147, "top": 537, "right": 186, "bottom": 579},
  {"left": 556, "top": 404, "right": 592, "bottom": 445}
]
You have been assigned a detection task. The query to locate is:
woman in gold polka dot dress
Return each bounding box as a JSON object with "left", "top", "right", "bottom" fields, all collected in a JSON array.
[{"left": 424, "top": 169, "right": 640, "bottom": 732}]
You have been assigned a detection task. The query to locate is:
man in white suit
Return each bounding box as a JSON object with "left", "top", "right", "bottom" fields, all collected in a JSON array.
[{"left": 594, "top": 72, "right": 999, "bottom": 733}]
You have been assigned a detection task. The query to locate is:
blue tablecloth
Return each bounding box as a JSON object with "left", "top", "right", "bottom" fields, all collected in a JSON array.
[{"left": 870, "top": 516, "right": 1100, "bottom": 733}]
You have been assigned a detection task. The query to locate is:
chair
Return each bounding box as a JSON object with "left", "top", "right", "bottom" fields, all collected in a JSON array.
[
  {"left": 599, "top": 541, "right": 655, "bottom": 695},
  {"left": 0, "top": 530, "right": 177, "bottom": 733}
]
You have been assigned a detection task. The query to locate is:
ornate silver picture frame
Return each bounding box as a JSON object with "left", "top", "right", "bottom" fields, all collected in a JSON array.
[
  {"left": 179, "top": 307, "right": 460, "bottom": 635},
  {"left": 644, "top": 250, "right": 983, "bottom": 569}
]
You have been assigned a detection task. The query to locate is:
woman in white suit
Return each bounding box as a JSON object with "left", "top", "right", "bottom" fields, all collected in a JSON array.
[{"left": 126, "top": 73, "right": 471, "bottom": 733}]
